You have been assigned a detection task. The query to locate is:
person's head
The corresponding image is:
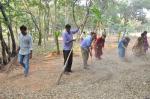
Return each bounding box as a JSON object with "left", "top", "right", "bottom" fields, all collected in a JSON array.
[
  {"left": 20, "top": 25, "right": 27, "bottom": 35},
  {"left": 141, "top": 33, "right": 145, "bottom": 38},
  {"left": 90, "top": 32, "right": 97, "bottom": 40},
  {"left": 143, "top": 31, "right": 147, "bottom": 35},
  {"left": 125, "top": 37, "right": 130, "bottom": 43},
  {"left": 102, "top": 34, "right": 106, "bottom": 39},
  {"left": 123, "top": 37, "right": 130, "bottom": 47},
  {"left": 104, "top": 29, "right": 106, "bottom": 31},
  {"left": 65, "top": 24, "right": 71, "bottom": 33}
]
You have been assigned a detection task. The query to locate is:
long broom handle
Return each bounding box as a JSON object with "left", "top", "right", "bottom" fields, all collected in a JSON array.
[
  {"left": 56, "top": 48, "right": 73, "bottom": 85},
  {"left": 56, "top": 29, "right": 86, "bottom": 85},
  {"left": 56, "top": 0, "right": 92, "bottom": 85}
]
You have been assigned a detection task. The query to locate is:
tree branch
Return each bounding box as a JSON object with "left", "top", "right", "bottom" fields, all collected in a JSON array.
[{"left": 72, "top": 0, "right": 79, "bottom": 28}]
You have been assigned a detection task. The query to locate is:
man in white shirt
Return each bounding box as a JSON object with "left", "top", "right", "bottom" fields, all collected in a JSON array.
[{"left": 18, "top": 25, "right": 32, "bottom": 77}]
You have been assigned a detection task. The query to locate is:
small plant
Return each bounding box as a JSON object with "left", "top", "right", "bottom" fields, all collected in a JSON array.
[{"left": 53, "top": 31, "right": 61, "bottom": 54}]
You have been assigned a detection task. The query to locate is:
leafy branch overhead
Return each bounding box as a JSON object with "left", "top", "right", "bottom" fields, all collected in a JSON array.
[{"left": 0, "top": 0, "right": 150, "bottom": 65}]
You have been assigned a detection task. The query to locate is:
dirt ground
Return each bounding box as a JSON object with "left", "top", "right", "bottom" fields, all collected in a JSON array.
[{"left": 0, "top": 37, "right": 150, "bottom": 99}]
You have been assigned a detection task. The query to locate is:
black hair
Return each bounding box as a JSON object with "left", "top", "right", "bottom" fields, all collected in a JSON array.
[
  {"left": 65, "top": 24, "right": 71, "bottom": 29},
  {"left": 141, "top": 33, "right": 145, "bottom": 37},
  {"left": 90, "top": 32, "right": 96, "bottom": 35},
  {"left": 102, "top": 34, "right": 106, "bottom": 38},
  {"left": 20, "top": 25, "right": 27, "bottom": 31},
  {"left": 143, "top": 31, "right": 147, "bottom": 35},
  {"left": 125, "top": 37, "right": 130, "bottom": 42}
]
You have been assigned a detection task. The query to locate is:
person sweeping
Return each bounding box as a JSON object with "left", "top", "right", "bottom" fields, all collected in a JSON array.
[
  {"left": 94, "top": 34, "right": 106, "bottom": 60},
  {"left": 118, "top": 37, "right": 130, "bottom": 61},
  {"left": 80, "top": 32, "right": 97, "bottom": 69},
  {"left": 62, "top": 24, "right": 79, "bottom": 74},
  {"left": 142, "top": 31, "right": 149, "bottom": 53},
  {"left": 132, "top": 35, "right": 145, "bottom": 56}
]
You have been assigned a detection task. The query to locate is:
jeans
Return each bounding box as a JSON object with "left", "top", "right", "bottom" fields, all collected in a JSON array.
[{"left": 18, "top": 54, "right": 30, "bottom": 75}]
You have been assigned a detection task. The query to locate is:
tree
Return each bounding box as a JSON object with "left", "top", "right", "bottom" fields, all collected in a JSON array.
[
  {"left": 0, "top": 21, "right": 11, "bottom": 65},
  {"left": 0, "top": 1, "right": 16, "bottom": 56}
]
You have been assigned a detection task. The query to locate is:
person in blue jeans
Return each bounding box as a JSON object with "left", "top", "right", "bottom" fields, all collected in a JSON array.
[
  {"left": 118, "top": 37, "right": 130, "bottom": 61},
  {"left": 18, "top": 25, "right": 32, "bottom": 77}
]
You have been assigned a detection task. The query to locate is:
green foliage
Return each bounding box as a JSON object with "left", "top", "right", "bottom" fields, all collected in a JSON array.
[
  {"left": 90, "top": 5, "right": 102, "bottom": 21},
  {"left": 0, "top": 0, "right": 150, "bottom": 49},
  {"left": 53, "top": 31, "right": 61, "bottom": 38}
]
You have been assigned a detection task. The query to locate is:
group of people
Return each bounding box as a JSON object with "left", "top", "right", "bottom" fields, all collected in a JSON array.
[
  {"left": 62, "top": 24, "right": 106, "bottom": 74},
  {"left": 62, "top": 24, "right": 150, "bottom": 74},
  {"left": 17, "top": 24, "right": 149, "bottom": 77},
  {"left": 118, "top": 31, "right": 149, "bottom": 61}
]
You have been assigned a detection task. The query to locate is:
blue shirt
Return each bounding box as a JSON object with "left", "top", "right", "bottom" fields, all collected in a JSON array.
[
  {"left": 62, "top": 29, "right": 79, "bottom": 50},
  {"left": 81, "top": 35, "right": 92, "bottom": 48},
  {"left": 118, "top": 39, "right": 128, "bottom": 49},
  {"left": 118, "top": 40, "right": 124, "bottom": 49},
  {"left": 19, "top": 33, "right": 33, "bottom": 55}
]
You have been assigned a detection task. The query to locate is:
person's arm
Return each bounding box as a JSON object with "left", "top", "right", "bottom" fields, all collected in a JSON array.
[
  {"left": 87, "top": 39, "right": 93, "bottom": 56},
  {"left": 29, "top": 35, "right": 33, "bottom": 59},
  {"left": 63, "top": 33, "right": 75, "bottom": 44},
  {"left": 71, "top": 28, "right": 79, "bottom": 34},
  {"left": 122, "top": 42, "right": 126, "bottom": 49},
  {"left": 146, "top": 37, "right": 149, "bottom": 47},
  {"left": 17, "top": 47, "right": 20, "bottom": 53}
]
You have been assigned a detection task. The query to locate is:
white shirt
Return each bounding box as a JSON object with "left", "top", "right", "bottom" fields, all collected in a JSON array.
[{"left": 19, "top": 33, "right": 32, "bottom": 55}]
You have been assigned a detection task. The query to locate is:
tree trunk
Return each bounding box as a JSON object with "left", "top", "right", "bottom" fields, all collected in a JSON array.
[
  {"left": 54, "top": 0, "right": 60, "bottom": 54},
  {"left": 65, "top": 0, "right": 68, "bottom": 25},
  {"left": 7, "top": 32, "right": 11, "bottom": 61},
  {"left": 1, "top": 42, "right": 7, "bottom": 65},
  {"left": 46, "top": 3, "right": 50, "bottom": 41},
  {"left": 80, "top": 0, "right": 92, "bottom": 34},
  {"left": 15, "top": 21, "right": 18, "bottom": 40},
  {"left": 22, "top": 0, "right": 42, "bottom": 46},
  {"left": 55, "top": 37, "right": 60, "bottom": 54},
  {"left": 0, "top": 1, "right": 16, "bottom": 57},
  {"left": 43, "top": 9, "right": 46, "bottom": 47},
  {"left": 0, "top": 22, "right": 8, "bottom": 65},
  {"left": 38, "top": 0, "right": 42, "bottom": 46}
]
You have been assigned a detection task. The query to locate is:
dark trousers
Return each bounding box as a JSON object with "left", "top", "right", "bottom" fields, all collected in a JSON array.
[{"left": 63, "top": 50, "right": 73, "bottom": 72}]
